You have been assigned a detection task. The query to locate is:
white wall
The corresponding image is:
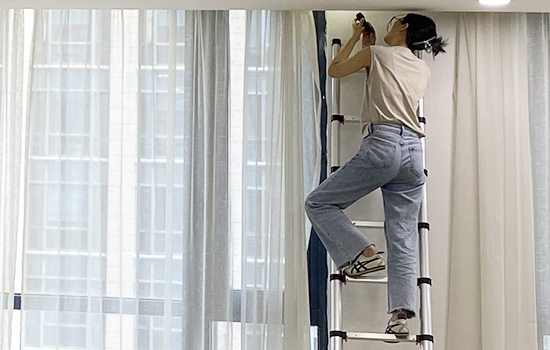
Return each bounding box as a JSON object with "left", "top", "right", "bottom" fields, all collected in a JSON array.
[{"left": 325, "top": 11, "right": 458, "bottom": 349}]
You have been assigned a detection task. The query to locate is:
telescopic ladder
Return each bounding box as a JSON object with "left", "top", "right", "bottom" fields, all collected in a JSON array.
[{"left": 328, "top": 38, "right": 434, "bottom": 350}]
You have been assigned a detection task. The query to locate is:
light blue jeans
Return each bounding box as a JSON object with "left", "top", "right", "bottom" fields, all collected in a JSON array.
[{"left": 305, "top": 123, "right": 425, "bottom": 316}]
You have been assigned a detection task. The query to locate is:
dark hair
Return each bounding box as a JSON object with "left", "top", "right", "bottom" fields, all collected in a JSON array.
[{"left": 402, "top": 13, "right": 447, "bottom": 57}]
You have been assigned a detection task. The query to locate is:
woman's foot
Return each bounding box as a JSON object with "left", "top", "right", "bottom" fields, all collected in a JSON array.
[
  {"left": 384, "top": 309, "right": 412, "bottom": 342},
  {"left": 385, "top": 313, "right": 409, "bottom": 341},
  {"left": 342, "top": 250, "right": 386, "bottom": 277}
]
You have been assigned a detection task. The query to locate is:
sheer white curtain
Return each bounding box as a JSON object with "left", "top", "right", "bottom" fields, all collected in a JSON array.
[
  {"left": 242, "top": 10, "right": 319, "bottom": 350},
  {"left": 23, "top": 9, "right": 233, "bottom": 349},
  {"left": 447, "top": 13, "right": 538, "bottom": 350},
  {"left": 2, "top": 8, "right": 318, "bottom": 350},
  {"left": 0, "top": 10, "right": 25, "bottom": 350},
  {"left": 177, "top": 10, "right": 233, "bottom": 350},
  {"left": 527, "top": 13, "right": 550, "bottom": 350},
  {"left": 25, "top": 10, "right": 123, "bottom": 349}
]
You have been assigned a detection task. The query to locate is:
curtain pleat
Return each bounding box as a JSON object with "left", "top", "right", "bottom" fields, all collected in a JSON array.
[
  {"left": 527, "top": 12, "right": 550, "bottom": 350},
  {"left": 281, "top": 12, "right": 317, "bottom": 350},
  {"left": 24, "top": 10, "right": 111, "bottom": 349},
  {"left": 242, "top": 10, "right": 317, "bottom": 350},
  {"left": 181, "top": 10, "right": 232, "bottom": 350},
  {"left": 0, "top": 9, "right": 26, "bottom": 350}
]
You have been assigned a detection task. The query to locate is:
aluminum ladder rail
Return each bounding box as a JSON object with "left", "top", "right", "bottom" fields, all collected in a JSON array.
[{"left": 328, "top": 38, "right": 434, "bottom": 350}]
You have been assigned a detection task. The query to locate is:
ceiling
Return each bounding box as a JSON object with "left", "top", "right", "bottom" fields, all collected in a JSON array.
[{"left": 4, "top": 0, "right": 550, "bottom": 11}]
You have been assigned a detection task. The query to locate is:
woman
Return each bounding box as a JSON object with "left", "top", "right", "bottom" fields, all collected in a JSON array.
[{"left": 305, "top": 13, "right": 446, "bottom": 337}]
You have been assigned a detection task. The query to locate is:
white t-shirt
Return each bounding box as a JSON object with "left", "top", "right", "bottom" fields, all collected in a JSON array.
[{"left": 360, "top": 45, "right": 431, "bottom": 137}]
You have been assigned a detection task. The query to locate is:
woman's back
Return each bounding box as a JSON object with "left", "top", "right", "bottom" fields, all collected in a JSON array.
[{"left": 361, "top": 45, "right": 431, "bottom": 137}]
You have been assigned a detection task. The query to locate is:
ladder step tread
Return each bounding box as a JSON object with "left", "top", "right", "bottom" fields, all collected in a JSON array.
[
  {"left": 346, "top": 276, "right": 388, "bottom": 284},
  {"left": 351, "top": 220, "right": 384, "bottom": 228},
  {"left": 345, "top": 331, "right": 417, "bottom": 343},
  {"left": 343, "top": 115, "right": 361, "bottom": 122}
]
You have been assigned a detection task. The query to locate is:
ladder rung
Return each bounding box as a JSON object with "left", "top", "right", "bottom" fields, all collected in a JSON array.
[
  {"left": 331, "top": 114, "right": 362, "bottom": 123},
  {"left": 352, "top": 220, "right": 384, "bottom": 228},
  {"left": 346, "top": 276, "right": 388, "bottom": 284},
  {"left": 346, "top": 332, "right": 417, "bottom": 343},
  {"left": 343, "top": 115, "right": 361, "bottom": 122}
]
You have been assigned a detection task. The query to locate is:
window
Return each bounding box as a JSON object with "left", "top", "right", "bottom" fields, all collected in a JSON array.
[{"left": 6, "top": 9, "right": 316, "bottom": 350}]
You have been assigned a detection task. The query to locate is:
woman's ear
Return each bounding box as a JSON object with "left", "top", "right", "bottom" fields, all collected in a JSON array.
[{"left": 400, "top": 22, "right": 409, "bottom": 31}]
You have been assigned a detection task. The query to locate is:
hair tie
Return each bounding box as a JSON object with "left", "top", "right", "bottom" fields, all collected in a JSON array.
[{"left": 412, "top": 36, "right": 436, "bottom": 53}]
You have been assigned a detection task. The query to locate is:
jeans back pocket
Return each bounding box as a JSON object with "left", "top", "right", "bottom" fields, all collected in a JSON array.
[{"left": 363, "top": 136, "right": 397, "bottom": 169}]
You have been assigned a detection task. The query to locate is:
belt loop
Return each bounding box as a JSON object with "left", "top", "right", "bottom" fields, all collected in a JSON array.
[
  {"left": 400, "top": 125, "right": 404, "bottom": 136},
  {"left": 368, "top": 123, "right": 372, "bottom": 135}
]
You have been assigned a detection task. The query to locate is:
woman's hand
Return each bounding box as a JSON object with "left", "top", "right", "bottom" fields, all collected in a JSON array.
[
  {"left": 352, "top": 18, "right": 365, "bottom": 41},
  {"left": 328, "top": 17, "right": 374, "bottom": 78}
]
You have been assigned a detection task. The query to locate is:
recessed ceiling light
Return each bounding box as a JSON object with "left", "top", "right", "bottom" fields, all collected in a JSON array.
[{"left": 478, "top": 0, "right": 510, "bottom": 5}]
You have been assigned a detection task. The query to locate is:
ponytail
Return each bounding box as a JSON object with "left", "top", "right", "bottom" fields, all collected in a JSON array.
[
  {"left": 411, "top": 35, "right": 448, "bottom": 57},
  {"left": 428, "top": 36, "right": 447, "bottom": 57}
]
